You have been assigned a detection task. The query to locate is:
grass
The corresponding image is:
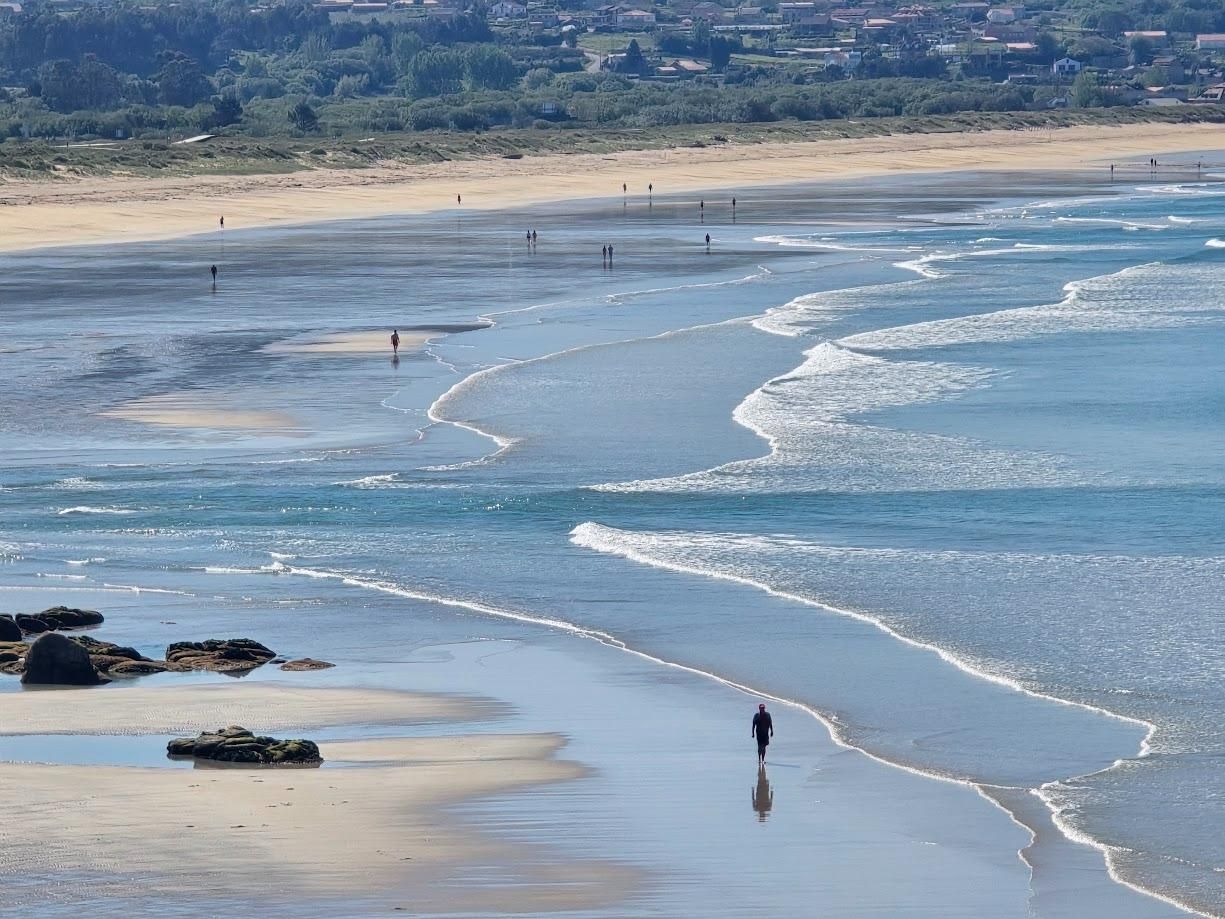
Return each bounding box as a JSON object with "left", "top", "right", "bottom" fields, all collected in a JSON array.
[{"left": 0, "top": 104, "right": 1222, "bottom": 180}]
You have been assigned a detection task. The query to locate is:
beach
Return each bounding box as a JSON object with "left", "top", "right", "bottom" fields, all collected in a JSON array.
[
  {"left": 0, "top": 131, "right": 1224, "bottom": 918},
  {"left": 0, "top": 121, "right": 1220, "bottom": 252}
]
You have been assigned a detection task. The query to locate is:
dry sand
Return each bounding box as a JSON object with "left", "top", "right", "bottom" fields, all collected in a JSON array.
[
  {"left": 0, "top": 123, "right": 1221, "bottom": 253},
  {"left": 0, "top": 683, "right": 632, "bottom": 913}
]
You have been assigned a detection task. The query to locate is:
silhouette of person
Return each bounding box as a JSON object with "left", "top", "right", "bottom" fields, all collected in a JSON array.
[
  {"left": 602, "top": 244, "right": 608, "bottom": 265},
  {"left": 705, "top": 233, "right": 711, "bottom": 248},
  {"left": 527, "top": 230, "right": 532, "bottom": 245},
  {"left": 209, "top": 264, "right": 217, "bottom": 286},
  {"left": 752, "top": 765, "right": 773, "bottom": 823},
  {"left": 622, "top": 183, "right": 627, "bottom": 194},
  {"left": 531, "top": 229, "right": 537, "bottom": 245},
  {"left": 700, "top": 199, "right": 704, "bottom": 211},
  {"left": 607, "top": 243, "right": 614, "bottom": 263},
  {"left": 648, "top": 183, "right": 653, "bottom": 195},
  {"left": 752, "top": 703, "right": 773, "bottom": 764},
  {"left": 732, "top": 197, "right": 737, "bottom": 209},
  {"left": 457, "top": 193, "right": 462, "bottom": 204},
  {"left": 391, "top": 329, "right": 400, "bottom": 355},
  {"left": 219, "top": 215, "right": 224, "bottom": 228}
]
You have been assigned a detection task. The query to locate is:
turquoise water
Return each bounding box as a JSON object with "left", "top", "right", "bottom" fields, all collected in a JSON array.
[{"left": 1, "top": 170, "right": 1224, "bottom": 915}]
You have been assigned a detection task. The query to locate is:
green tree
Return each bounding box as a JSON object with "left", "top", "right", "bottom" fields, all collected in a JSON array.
[
  {"left": 1071, "top": 70, "right": 1101, "bottom": 107},
  {"left": 77, "top": 55, "right": 124, "bottom": 110},
  {"left": 710, "top": 36, "right": 732, "bottom": 72},
  {"left": 392, "top": 32, "right": 424, "bottom": 76},
  {"left": 464, "top": 45, "right": 517, "bottom": 90},
  {"left": 156, "top": 54, "right": 213, "bottom": 107},
  {"left": 1128, "top": 34, "right": 1153, "bottom": 66},
  {"left": 523, "top": 67, "right": 554, "bottom": 89},
  {"left": 208, "top": 92, "right": 243, "bottom": 127},
  {"left": 288, "top": 99, "right": 319, "bottom": 131},
  {"left": 692, "top": 18, "right": 711, "bottom": 54},
  {"left": 623, "top": 38, "right": 646, "bottom": 74},
  {"left": 408, "top": 49, "right": 465, "bottom": 97},
  {"left": 1035, "top": 31, "right": 1062, "bottom": 64}
]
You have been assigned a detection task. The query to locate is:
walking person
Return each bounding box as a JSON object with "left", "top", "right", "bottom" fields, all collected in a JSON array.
[
  {"left": 219, "top": 215, "right": 224, "bottom": 229},
  {"left": 607, "top": 243, "right": 614, "bottom": 264},
  {"left": 752, "top": 703, "right": 773, "bottom": 765},
  {"left": 602, "top": 244, "right": 608, "bottom": 266},
  {"left": 531, "top": 229, "right": 537, "bottom": 246},
  {"left": 391, "top": 329, "right": 400, "bottom": 355},
  {"left": 210, "top": 264, "right": 217, "bottom": 288}
]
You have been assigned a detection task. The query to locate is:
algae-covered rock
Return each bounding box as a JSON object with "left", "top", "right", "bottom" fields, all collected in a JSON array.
[{"left": 167, "top": 726, "right": 322, "bottom": 766}]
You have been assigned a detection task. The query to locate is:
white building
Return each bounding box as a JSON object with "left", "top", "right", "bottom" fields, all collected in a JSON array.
[
  {"left": 1196, "top": 34, "right": 1225, "bottom": 51},
  {"left": 489, "top": 0, "right": 527, "bottom": 16},
  {"left": 1052, "top": 56, "right": 1081, "bottom": 75}
]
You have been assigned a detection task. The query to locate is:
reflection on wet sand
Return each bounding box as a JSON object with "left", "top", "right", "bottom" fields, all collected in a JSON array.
[{"left": 753, "top": 765, "right": 773, "bottom": 823}]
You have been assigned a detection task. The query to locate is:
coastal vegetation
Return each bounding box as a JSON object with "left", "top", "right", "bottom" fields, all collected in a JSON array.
[{"left": 0, "top": 0, "right": 1221, "bottom": 173}]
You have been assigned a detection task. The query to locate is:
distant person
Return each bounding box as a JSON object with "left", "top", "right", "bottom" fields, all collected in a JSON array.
[
  {"left": 705, "top": 233, "right": 711, "bottom": 249},
  {"left": 622, "top": 183, "right": 627, "bottom": 194},
  {"left": 752, "top": 703, "right": 773, "bottom": 764},
  {"left": 607, "top": 243, "right": 614, "bottom": 263},
  {"left": 527, "top": 230, "right": 532, "bottom": 245},
  {"left": 457, "top": 193, "right": 462, "bottom": 205},
  {"left": 752, "top": 765, "right": 773, "bottom": 822},
  {"left": 391, "top": 329, "right": 400, "bottom": 355},
  {"left": 219, "top": 215, "right": 224, "bottom": 229},
  {"left": 209, "top": 264, "right": 217, "bottom": 285},
  {"left": 531, "top": 229, "right": 537, "bottom": 245},
  {"left": 648, "top": 183, "right": 653, "bottom": 195},
  {"left": 602, "top": 244, "right": 608, "bottom": 264},
  {"left": 732, "top": 197, "right": 737, "bottom": 209},
  {"left": 700, "top": 199, "right": 704, "bottom": 211}
]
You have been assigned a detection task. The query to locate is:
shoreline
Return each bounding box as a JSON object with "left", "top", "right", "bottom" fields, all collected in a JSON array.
[{"left": 0, "top": 122, "right": 1220, "bottom": 254}]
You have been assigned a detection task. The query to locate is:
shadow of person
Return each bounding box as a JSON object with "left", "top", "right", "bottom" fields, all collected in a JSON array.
[
  {"left": 752, "top": 765, "right": 773, "bottom": 823},
  {"left": 391, "top": 354, "right": 400, "bottom": 368}
]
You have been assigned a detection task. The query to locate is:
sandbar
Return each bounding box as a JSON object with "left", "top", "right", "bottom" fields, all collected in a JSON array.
[
  {"left": 100, "top": 393, "right": 301, "bottom": 433},
  {"left": 263, "top": 329, "right": 432, "bottom": 355}
]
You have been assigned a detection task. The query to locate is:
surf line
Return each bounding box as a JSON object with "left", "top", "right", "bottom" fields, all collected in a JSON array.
[
  {"left": 420, "top": 312, "right": 767, "bottom": 472},
  {"left": 216, "top": 555, "right": 1200, "bottom": 916}
]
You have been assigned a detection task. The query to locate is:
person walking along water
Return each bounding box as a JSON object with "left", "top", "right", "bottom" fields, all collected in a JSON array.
[
  {"left": 752, "top": 703, "right": 773, "bottom": 764},
  {"left": 391, "top": 329, "right": 400, "bottom": 355}
]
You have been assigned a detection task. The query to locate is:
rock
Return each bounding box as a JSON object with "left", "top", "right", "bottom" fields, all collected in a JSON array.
[
  {"left": 11, "top": 607, "right": 104, "bottom": 635},
  {"left": 167, "top": 726, "right": 322, "bottom": 766},
  {"left": 0, "top": 616, "right": 21, "bottom": 642},
  {"left": 21, "top": 633, "right": 107, "bottom": 686},
  {"left": 165, "top": 639, "right": 276, "bottom": 673},
  {"left": 279, "top": 658, "right": 335, "bottom": 672},
  {"left": 39, "top": 606, "right": 105, "bottom": 629},
  {"left": 108, "top": 659, "right": 176, "bottom": 675}
]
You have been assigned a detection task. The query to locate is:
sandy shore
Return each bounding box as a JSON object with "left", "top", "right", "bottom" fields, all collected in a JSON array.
[
  {"left": 0, "top": 123, "right": 1220, "bottom": 253},
  {"left": 0, "top": 681, "right": 631, "bottom": 913},
  {"left": 263, "top": 329, "right": 432, "bottom": 355}
]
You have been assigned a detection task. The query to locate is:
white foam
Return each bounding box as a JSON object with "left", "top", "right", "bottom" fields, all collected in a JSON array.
[
  {"left": 1206, "top": 239, "right": 1225, "bottom": 249},
  {"left": 65, "top": 558, "right": 106, "bottom": 566},
  {"left": 51, "top": 476, "right": 105, "bottom": 491},
  {"left": 56, "top": 506, "right": 136, "bottom": 516}
]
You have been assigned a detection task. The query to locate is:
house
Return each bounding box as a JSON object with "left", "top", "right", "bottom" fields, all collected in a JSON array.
[
  {"left": 1052, "top": 56, "right": 1081, "bottom": 75},
  {"left": 735, "top": 5, "right": 766, "bottom": 23},
  {"left": 792, "top": 12, "right": 831, "bottom": 34},
  {"left": 982, "top": 22, "right": 1034, "bottom": 42},
  {"left": 1191, "top": 83, "right": 1225, "bottom": 102},
  {"left": 986, "top": 6, "right": 1017, "bottom": 23},
  {"left": 690, "top": 1, "right": 727, "bottom": 22},
  {"left": 592, "top": 4, "right": 618, "bottom": 27},
  {"left": 489, "top": 0, "right": 527, "bottom": 17},
  {"left": 617, "top": 7, "right": 656, "bottom": 26},
  {"left": 779, "top": 1, "right": 815, "bottom": 23},
  {"left": 1151, "top": 54, "right": 1184, "bottom": 83},
  {"left": 1195, "top": 34, "right": 1225, "bottom": 51}
]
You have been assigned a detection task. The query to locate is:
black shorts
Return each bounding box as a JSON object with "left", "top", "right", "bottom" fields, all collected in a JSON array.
[{"left": 756, "top": 737, "right": 769, "bottom": 752}]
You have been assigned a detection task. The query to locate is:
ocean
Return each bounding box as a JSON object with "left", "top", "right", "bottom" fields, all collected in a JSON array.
[{"left": 1, "top": 166, "right": 1223, "bottom": 916}]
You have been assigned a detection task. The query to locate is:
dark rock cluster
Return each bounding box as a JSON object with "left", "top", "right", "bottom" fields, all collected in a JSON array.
[
  {"left": 165, "top": 639, "right": 278, "bottom": 673},
  {"left": 1, "top": 606, "right": 105, "bottom": 638},
  {"left": 167, "top": 726, "right": 323, "bottom": 765}
]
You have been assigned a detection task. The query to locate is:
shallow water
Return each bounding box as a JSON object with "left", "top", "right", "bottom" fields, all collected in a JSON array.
[{"left": 1, "top": 169, "right": 1223, "bottom": 915}]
